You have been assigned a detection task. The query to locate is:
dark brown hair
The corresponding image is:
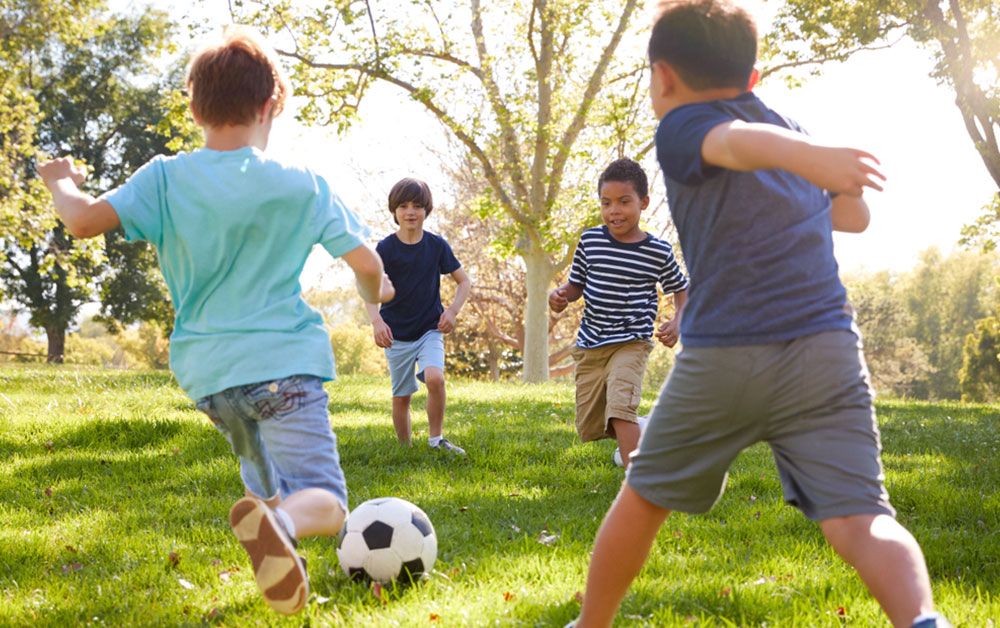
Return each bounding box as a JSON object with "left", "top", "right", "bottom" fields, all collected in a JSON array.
[
  {"left": 186, "top": 26, "right": 291, "bottom": 127},
  {"left": 598, "top": 158, "right": 649, "bottom": 198},
  {"left": 648, "top": 0, "right": 757, "bottom": 90},
  {"left": 387, "top": 178, "right": 433, "bottom": 224}
]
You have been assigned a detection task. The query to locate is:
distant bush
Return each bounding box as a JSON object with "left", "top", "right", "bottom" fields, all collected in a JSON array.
[{"left": 329, "top": 321, "right": 387, "bottom": 376}]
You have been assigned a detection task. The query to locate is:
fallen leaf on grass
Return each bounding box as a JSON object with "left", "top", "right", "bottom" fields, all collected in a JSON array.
[
  {"left": 61, "top": 563, "right": 83, "bottom": 573},
  {"left": 430, "top": 613, "right": 440, "bottom": 621},
  {"left": 718, "top": 586, "right": 731, "bottom": 597},
  {"left": 573, "top": 592, "right": 584, "bottom": 604},
  {"left": 314, "top": 595, "right": 331, "bottom": 604},
  {"left": 210, "top": 559, "right": 222, "bottom": 566},
  {"left": 537, "top": 532, "right": 559, "bottom": 546},
  {"left": 218, "top": 571, "right": 231, "bottom": 583},
  {"left": 44, "top": 487, "right": 52, "bottom": 497},
  {"left": 206, "top": 608, "right": 221, "bottom": 619},
  {"left": 836, "top": 606, "right": 846, "bottom": 616},
  {"left": 371, "top": 581, "right": 385, "bottom": 604},
  {"left": 167, "top": 552, "right": 180, "bottom": 568},
  {"left": 750, "top": 576, "right": 776, "bottom": 585},
  {"left": 458, "top": 506, "right": 469, "bottom": 512},
  {"left": 503, "top": 591, "right": 515, "bottom": 602},
  {"left": 178, "top": 578, "right": 195, "bottom": 590},
  {"left": 65, "top": 545, "right": 76, "bottom": 553}
]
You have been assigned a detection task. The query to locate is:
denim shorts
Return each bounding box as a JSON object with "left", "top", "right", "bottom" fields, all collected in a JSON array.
[
  {"left": 196, "top": 375, "right": 347, "bottom": 509},
  {"left": 385, "top": 330, "right": 445, "bottom": 397}
]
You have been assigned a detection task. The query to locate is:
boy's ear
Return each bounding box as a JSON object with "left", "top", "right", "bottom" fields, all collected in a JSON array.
[
  {"left": 639, "top": 195, "right": 651, "bottom": 211},
  {"left": 652, "top": 60, "right": 676, "bottom": 97},
  {"left": 747, "top": 68, "right": 760, "bottom": 91},
  {"left": 259, "top": 96, "right": 277, "bottom": 123},
  {"left": 188, "top": 102, "right": 202, "bottom": 126}
]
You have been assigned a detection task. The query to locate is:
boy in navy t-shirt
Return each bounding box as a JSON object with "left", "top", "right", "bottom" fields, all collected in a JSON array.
[
  {"left": 566, "top": 2, "right": 949, "bottom": 628},
  {"left": 366, "top": 178, "right": 472, "bottom": 454}
]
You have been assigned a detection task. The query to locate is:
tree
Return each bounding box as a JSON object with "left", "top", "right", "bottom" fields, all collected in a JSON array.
[
  {"left": 959, "top": 312, "right": 1000, "bottom": 401},
  {"left": 762, "top": 0, "right": 1000, "bottom": 190},
  {"left": 0, "top": 7, "right": 189, "bottom": 360},
  {"left": 897, "top": 247, "right": 1000, "bottom": 398},
  {"left": 237, "top": 0, "right": 655, "bottom": 381},
  {"left": 843, "top": 269, "right": 933, "bottom": 398}
]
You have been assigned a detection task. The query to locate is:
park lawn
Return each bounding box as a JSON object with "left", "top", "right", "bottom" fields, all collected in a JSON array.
[{"left": 0, "top": 364, "right": 997, "bottom": 627}]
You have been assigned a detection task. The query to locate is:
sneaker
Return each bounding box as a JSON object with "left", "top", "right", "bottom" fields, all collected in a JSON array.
[
  {"left": 911, "top": 615, "right": 953, "bottom": 628},
  {"left": 564, "top": 621, "right": 577, "bottom": 628},
  {"left": 430, "top": 438, "right": 466, "bottom": 456},
  {"left": 229, "top": 497, "right": 309, "bottom": 615}
]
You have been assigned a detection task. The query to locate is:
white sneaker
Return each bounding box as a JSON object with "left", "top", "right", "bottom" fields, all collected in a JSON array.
[
  {"left": 612, "top": 414, "right": 651, "bottom": 467},
  {"left": 430, "top": 438, "right": 466, "bottom": 456}
]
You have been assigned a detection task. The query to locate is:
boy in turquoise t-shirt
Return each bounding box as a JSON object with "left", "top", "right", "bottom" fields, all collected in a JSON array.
[{"left": 36, "top": 26, "right": 393, "bottom": 616}]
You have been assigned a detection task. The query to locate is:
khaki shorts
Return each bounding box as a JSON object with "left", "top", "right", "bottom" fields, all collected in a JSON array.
[
  {"left": 628, "top": 329, "right": 895, "bottom": 521},
  {"left": 571, "top": 340, "right": 653, "bottom": 442}
]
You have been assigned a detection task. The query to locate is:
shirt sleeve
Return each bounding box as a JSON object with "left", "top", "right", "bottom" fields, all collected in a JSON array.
[
  {"left": 655, "top": 103, "right": 734, "bottom": 186},
  {"left": 438, "top": 237, "right": 461, "bottom": 275},
  {"left": 567, "top": 239, "right": 587, "bottom": 287},
  {"left": 658, "top": 245, "right": 689, "bottom": 294},
  {"left": 99, "top": 157, "right": 165, "bottom": 246},
  {"left": 314, "top": 174, "right": 371, "bottom": 258}
]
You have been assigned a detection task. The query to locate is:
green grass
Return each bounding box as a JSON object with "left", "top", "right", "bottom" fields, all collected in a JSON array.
[{"left": 0, "top": 364, "right": 997, "bottom": 627}]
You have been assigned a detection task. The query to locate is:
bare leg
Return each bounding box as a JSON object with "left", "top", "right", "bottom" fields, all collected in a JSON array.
[
  {"left": 423, "top": 367, "right": 445, "bottom": 439},
  {"left": 257, "top": 488, "right": 346, "bottom": 538},
  {"left": 609, "top": 418, "right": 640, "bottom": 469},
  {"left": 577, "top": 484, "right": 672, "bottom": 628},
  {"left": 391, "top": 395, "right": 412, "bottom": 445},
  {"left": 821, "top": 513, "right": 935, "bottom": 628}
]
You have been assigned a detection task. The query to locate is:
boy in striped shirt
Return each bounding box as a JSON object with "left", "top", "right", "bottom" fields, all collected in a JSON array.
[{"left": 549, "top": 158, "right": 688, "bottom": 468}]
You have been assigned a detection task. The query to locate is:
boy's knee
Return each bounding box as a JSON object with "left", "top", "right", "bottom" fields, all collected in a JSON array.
[
  {"left": 821, "top": 512, "right": 890, "bottom": 549},
  {"left": 422, "top": 368, "right": 445, "bottom": 388}
]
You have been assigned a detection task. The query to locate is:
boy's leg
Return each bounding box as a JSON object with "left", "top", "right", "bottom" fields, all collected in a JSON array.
[
  {"left": 392, "top": 395, "right": 413, "bottom": 445},
  {"left": 423, "top": 366, "right": 445, "bottom": 438},
  {"left": 821, "top": 514, "right": 935, "bottom": 628},
  {"left": 608, "top": 418, "right": 640, "bottom": 468},
  {"left": 262, "top": 487, "right": 346, "bottom": 538},
  {"left": 576, "top": 484, "right": 671, "bottom": 628}
]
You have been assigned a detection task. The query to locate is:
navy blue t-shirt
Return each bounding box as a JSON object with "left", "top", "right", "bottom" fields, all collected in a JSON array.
[
  {"left": 656, "top": 91, "right": 852, "bottom": 347},
  {"left": 376, "top": 231, "right": 461, "bottom": 342}
]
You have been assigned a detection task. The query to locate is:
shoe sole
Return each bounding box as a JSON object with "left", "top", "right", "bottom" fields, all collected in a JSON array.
[{"left": 229, "top": 497, "right": 308, "bottom": 615}]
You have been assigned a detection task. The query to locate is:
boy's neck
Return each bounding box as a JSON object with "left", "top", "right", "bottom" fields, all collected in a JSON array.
[
  {"left": 672, "top": 86, "right": 747, "bottom": 110},
  {"left": 608, "top": 226, "right": 647, "bottom": 244},
  {"left": 396, "top": 224, "right": 424, "bottom": 244},
  {"left": 202, "top": 124, "right": 268, "bottom": 151}
]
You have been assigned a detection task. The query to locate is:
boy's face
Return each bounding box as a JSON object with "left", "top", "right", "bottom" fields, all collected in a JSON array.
[
  {"left": 600, "top": 180, "right": 649, "bottom": 241},
  {"left": 393, "top": 200, "right": 427, "bottom": 230}
]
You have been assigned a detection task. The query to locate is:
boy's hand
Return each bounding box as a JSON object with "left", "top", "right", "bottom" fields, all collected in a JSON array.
[
  {"left": 438, "top": 309, "right": 456, "bottom": 334},
  {"left": 372, "top": 319, "right": 393, "bottom": 348},
  {"left": 809, "top": 147, "right": 885, "bottom": 196},
  {"left": 378, "top": 273, "right": 395, "bottom": 303},
  {"left": 36, "top": 156, "right": 87, "bottom": 187},
  {"left": 655, "top": 317, "right": 680, "bottom": 348},
  {"left": 549, "top": 287, "right": 568, "bottom": 313}
]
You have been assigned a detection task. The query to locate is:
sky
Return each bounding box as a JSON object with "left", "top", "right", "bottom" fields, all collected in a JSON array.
[{"left": 164, "top": 2, "right": 999, "bottom": 286}]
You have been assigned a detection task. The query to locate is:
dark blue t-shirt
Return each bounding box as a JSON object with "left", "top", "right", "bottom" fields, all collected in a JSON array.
[
  {"left": 656, "top": 91, "right": 852, "bottom": 347},
  {"left": 376, "top": 231, "right": 461, "bottom": 342}
]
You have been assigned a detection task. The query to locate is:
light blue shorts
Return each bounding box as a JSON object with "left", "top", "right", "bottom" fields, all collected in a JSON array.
[
  {"left": 385, "top": 330, "right": 445, "bottom": 397},
  {"left": 196, "top": 375, "right": 347, "bottom": 509}
]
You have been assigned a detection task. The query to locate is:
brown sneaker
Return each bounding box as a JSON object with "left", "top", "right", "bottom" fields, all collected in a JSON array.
[{"left": 229, "top": 497, "right": 308, "bottom": 615}]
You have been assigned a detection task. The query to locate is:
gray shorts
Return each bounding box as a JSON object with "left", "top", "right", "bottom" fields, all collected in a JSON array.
[
  {"left": 628, "top": 329, "right": 895, "bottom": 521},
  {"left": 385, "top": 330, "right": 445, "bottom": 397}
]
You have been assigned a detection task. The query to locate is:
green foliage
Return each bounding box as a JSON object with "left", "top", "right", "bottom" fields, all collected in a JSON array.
[
  {"left": 0, "top": 366, "right": 997, "bottom": 625},
  {"left": 843, "top": 270, "right": 933, "bottom": 398},
  {"left": 959, "top": 313, "right": 1000, "bottom": 402},
  {"left": 329, "top": 320, "right": 387, "bottom": 376}
]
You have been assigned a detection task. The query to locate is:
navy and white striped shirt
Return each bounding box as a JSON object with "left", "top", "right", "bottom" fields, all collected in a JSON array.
[{"left": 568, "top": 226, "right": 688, "bottom": 348}]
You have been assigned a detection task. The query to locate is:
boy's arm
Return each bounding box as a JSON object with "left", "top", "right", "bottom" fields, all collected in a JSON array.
[
  {"left": 36, "top": 157, "right": 120, "bottom": 238},
  {"left": 438, "top": 268, "right": 471, "bottom": 334},
  {"left": 341, "top": 244, "right": 394, "bottom": 305},
  {"left": 365, "top": 301, "right": 393, "bottom": 348},
  {"left": 830, "top": 194, "right": 871, "bottom": 233},
  {"left": 701, "top": 120, "right": 885, "bottom": 197},
  {"left": 655, "top": 288, "right": 687, "bottom": 348},
  {"left": 548, "top": 282, "right": 584, "bottom": 313}
]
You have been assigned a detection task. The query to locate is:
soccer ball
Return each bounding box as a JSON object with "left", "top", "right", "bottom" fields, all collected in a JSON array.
[
  {"left": 613, "top": 413, "right": 650, "bottom": 467},
  {"left": 336, "top": 497, "right": 437, "bottom": 584}
]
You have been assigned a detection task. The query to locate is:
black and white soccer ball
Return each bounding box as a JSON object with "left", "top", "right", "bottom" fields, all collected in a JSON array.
[{"left": 336, "top": 497, "right": 437, "bottom": 584}]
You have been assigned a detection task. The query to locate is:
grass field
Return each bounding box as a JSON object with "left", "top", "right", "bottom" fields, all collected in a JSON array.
[{"left": 0, "top": 364, "right": 997, "bottom": 627}]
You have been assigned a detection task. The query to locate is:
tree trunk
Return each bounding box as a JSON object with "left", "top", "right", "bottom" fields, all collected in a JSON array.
[
  {"left": 45, "top": 324, "right": 65, "bottom": 364},
  {"left": 522, "top": 245, "right": 553, "bottom": 383},
  {"left": 488, "top": 340, "right": 500, "bottom": 382}
]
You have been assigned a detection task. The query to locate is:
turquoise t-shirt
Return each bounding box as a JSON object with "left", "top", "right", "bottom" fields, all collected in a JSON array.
[{"left": 102, "top": 147, "right": 370, "bottom": 400}]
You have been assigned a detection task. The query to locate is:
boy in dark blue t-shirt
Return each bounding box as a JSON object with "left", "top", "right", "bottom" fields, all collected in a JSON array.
[
  {"left": 366, "top": 178, "right": 472, "bottom": 454},
  {"left": 566, "top": 2, "right": 949, "bottom": 628}
]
